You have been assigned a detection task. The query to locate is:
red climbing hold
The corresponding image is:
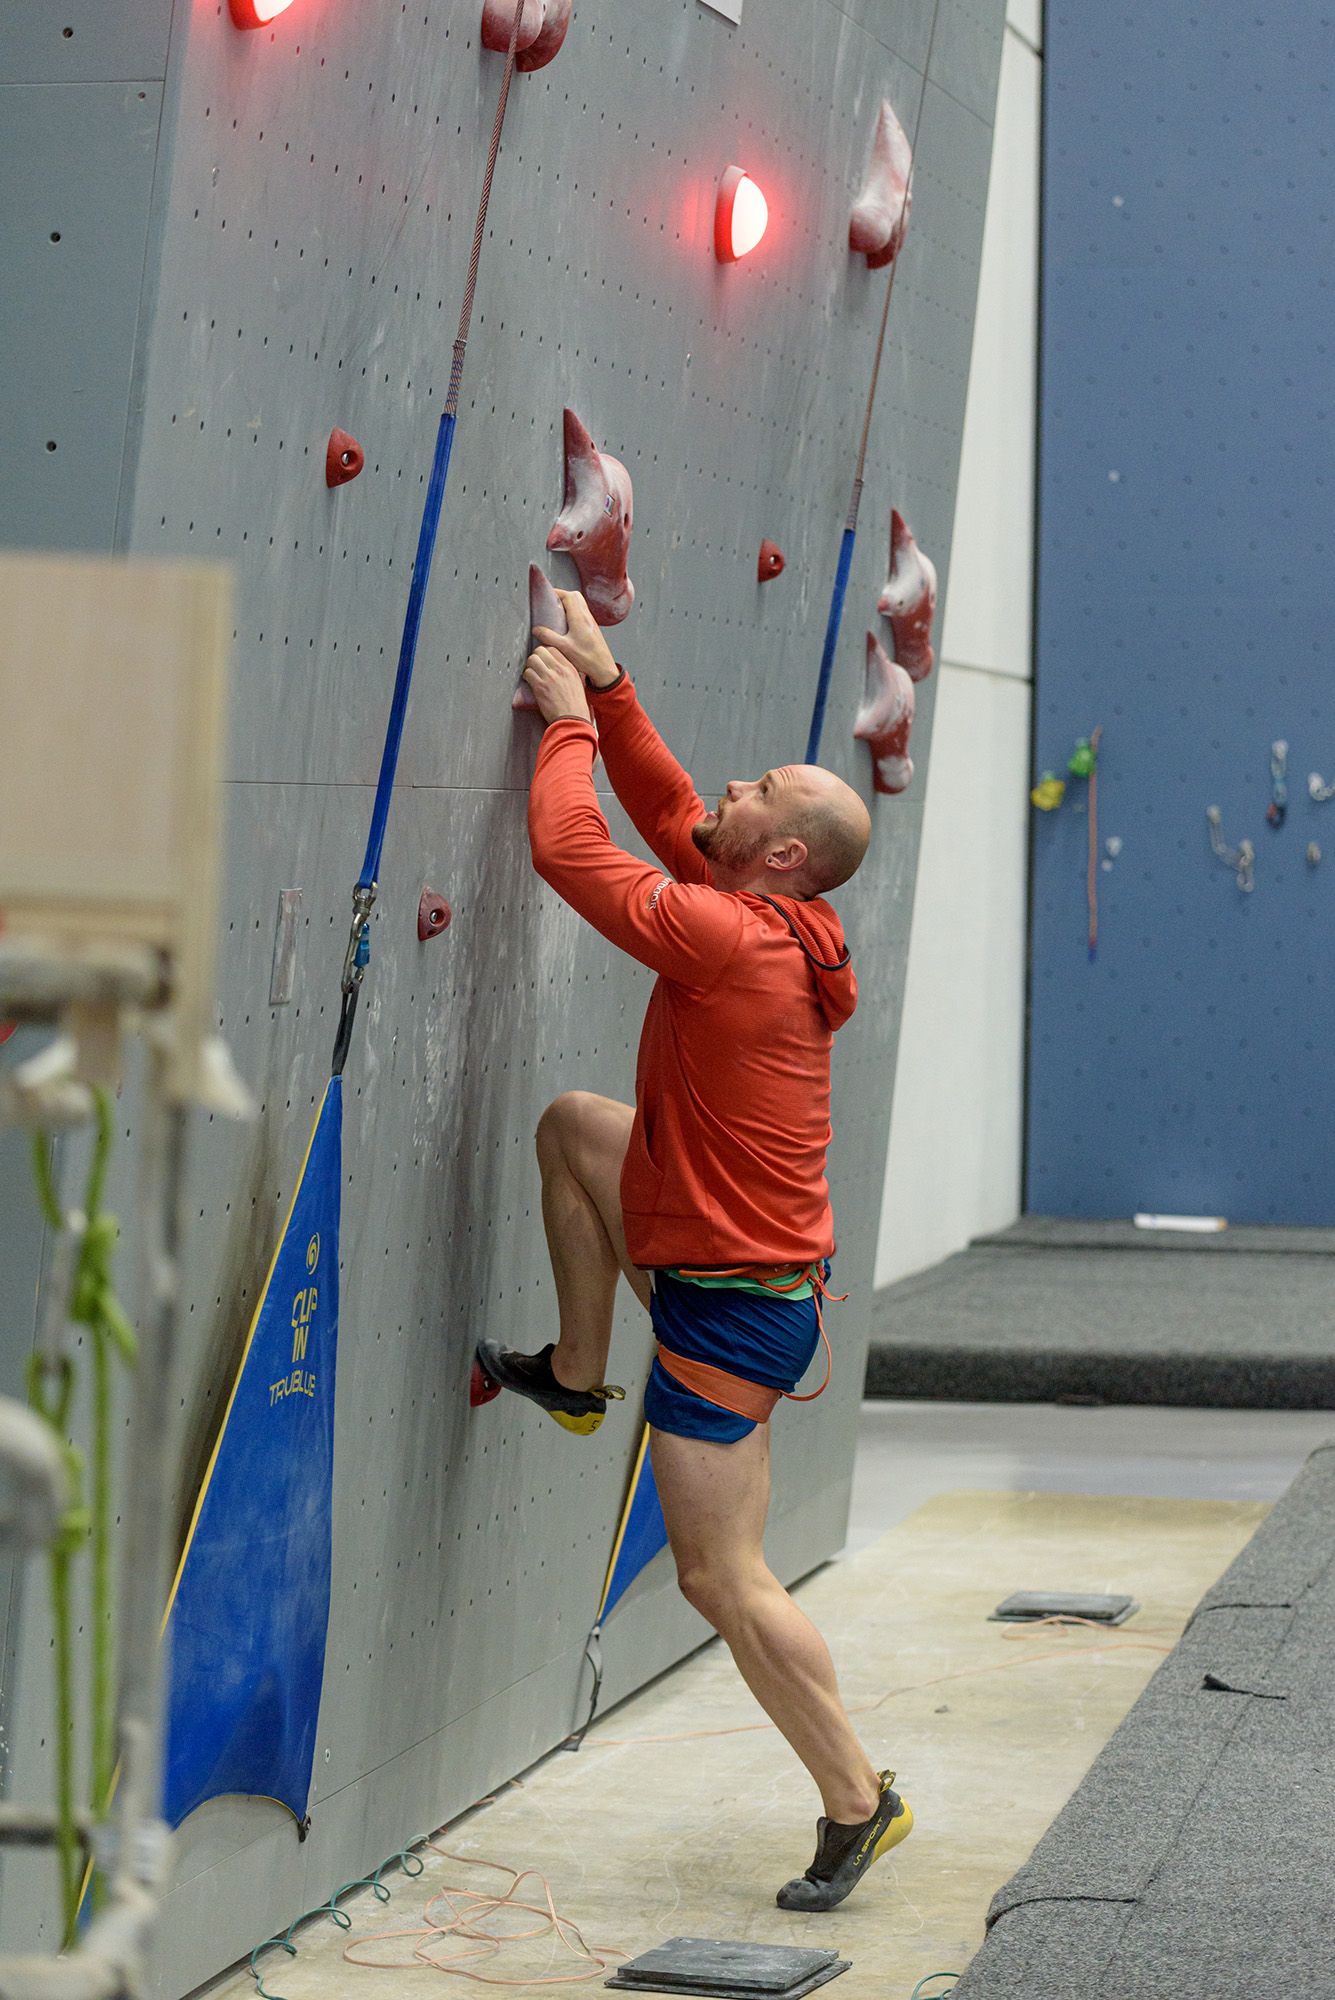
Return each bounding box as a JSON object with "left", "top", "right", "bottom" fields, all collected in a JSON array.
[
  {"left": 480, "top": 0, "right": 571, "bottom": 70},
  {"left": 850, "top": 99, "right": 913, "bottom": 270},
  {"left": 757, "top": 540, "right": 785, "bottom": 583},
  {"left": 417, "top": 889, "right": 452, "bottom": 941},
  {"left": 513, "top": 563, "right": 566, "bottom": 711},
  {"left": 878, "top": 509, "right": 937, "bottom": 682},
  {"left": 546, "top": 407, "right": 635, "bottom": 627},
  {"left": 470, "top": 1357, "right": 501, "bottom": 1408},
  {"left": 854, "top": 630, "right": 916, "bottom": 795},
  {"left": 325, "top": 429, "right": 364, "bottom": 488}
]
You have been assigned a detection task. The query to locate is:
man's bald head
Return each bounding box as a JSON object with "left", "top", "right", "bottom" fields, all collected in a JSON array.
[
  {"left": 786, "top": 766, "right": 872, "bottom": 895},
  {"left": 692, "top": 762, "right": 872, "bottom": 897}
]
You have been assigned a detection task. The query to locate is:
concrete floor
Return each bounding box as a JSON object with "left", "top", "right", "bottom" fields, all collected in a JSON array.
[
  {"left": 196, "top": 1400, "right": 1330, "bottom": 2000},
  {"left": 842, "top": 1398, "right": 1335, "bottom": 1553}
]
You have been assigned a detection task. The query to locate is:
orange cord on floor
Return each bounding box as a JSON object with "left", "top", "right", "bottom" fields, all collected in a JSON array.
[
  {"left": 245, "top": 1621, "right": 1177, "bottom": 1991},
  {"left": 341, "top": 1847, "right": 626, "bottom": 1986}
]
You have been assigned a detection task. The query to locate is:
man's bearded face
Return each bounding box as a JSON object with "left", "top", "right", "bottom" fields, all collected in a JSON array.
[{"left": 690, "top": 794, "right": 775, "bottom": 873}]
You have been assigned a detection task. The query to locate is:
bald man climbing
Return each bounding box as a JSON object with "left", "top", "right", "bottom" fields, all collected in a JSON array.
[{"left": 476, "top": 590, "right": 911, "bottom": 1912}]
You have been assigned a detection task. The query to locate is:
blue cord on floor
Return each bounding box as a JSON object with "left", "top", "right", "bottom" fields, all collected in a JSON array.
[{"left": 909, "top": 1977, "right": 961, "bottom": 1999}]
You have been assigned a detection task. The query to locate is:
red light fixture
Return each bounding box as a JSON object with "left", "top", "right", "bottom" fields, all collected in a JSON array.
[
  {"left": 715, "top": 165, "right": 768, "bottom": 263},
  {"left": 229, "top": 0, "right": 298, "bottom": 27}
]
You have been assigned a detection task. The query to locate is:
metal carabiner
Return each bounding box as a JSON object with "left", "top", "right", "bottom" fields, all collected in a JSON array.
[{"left": 340, "top": 883, "right": 377, "bottom": 996}]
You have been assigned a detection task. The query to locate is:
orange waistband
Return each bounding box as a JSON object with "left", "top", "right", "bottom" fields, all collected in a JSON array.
[{"left": 654, "top": 1344, "right": 783, "bottom": 1424}]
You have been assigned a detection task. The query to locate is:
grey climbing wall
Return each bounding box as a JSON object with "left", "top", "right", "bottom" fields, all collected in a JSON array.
[{"left": 0, "top": 0, "right": 1004, "bottom": 1988}]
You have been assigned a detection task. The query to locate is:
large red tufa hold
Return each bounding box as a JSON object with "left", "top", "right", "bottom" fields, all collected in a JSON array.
[
  {"left": 546, "top": 407, "right": 635, "bottom": 626},
  {"left": 854, "top": 630, "right": 916, "bottom": 795},
  {"left": 878, "top": 509, "right": 937, "bottom": 681},
  {"left": 325, "top": 429, "right": 364, "bottom": 487},
  {"left": 757, "top": 539, "right": 786, "bottom": 582},
  {"left": 512, "top": 564, "right": 567, "bottom": 712},
  {"left": 849, "top": 99, "right": 913, "bottom": 270},
  {"left": 480, "top": 0, "right": 571, "bottom": 71}
]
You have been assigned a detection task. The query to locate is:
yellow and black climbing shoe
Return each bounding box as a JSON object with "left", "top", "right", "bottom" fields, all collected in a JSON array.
[
  {"left": 474, "top": 1340, "right": 625, "bottom": 1436},
  {"left": 776, "top": 1771, "right": 913, "bottom": 1912}
]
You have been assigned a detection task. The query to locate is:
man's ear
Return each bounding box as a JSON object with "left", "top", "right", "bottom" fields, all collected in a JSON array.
[{"left": 765, "top": 840, "right": 809, "bottom": 877}]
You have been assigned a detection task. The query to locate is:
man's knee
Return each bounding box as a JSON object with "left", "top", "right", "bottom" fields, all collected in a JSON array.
[
  {"left": 676, "top": 1555, "right": 748, "bottom": 1632},
  {"left": 535, "top": 1091, "right": 589, "bottom": 1171}
]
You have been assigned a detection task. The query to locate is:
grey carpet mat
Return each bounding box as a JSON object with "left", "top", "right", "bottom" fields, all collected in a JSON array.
[
  {"left": 866, "top": 1241, "right": 1335, "bottom": 1408},
  {"left": 976, "top": 1217, "right": 1335, "bottom": 1256},
  {"left": 954, "top": 1441, "right": 1335, "bottom": 1999}
]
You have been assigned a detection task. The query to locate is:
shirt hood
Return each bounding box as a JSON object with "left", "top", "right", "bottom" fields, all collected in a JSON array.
[{"left": 750, "top": 893, "right": 857, "bottom": 1031}]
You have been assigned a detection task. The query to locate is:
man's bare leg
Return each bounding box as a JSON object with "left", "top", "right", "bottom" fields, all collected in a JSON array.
[
  {"left": 535, "top": 1091, "right": 651, "bottom": 1391},
  {"left": 651, "top": 1422, "right": 881, "bottom": 1823}
]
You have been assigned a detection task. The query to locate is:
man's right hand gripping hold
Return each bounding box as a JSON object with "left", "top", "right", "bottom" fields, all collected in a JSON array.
[{"left": 476, "top": 590, "right": 912, "bottom": 1913}]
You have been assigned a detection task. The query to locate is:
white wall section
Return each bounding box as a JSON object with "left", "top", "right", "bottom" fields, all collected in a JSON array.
[{"left": 875, "top": 4, "right": 1040, "bottom": 1287}]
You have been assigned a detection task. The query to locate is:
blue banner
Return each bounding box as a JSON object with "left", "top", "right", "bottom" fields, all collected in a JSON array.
[
  {"left": 163, "top": 1079, "right": 342, "bottom": 1827},
  {"left": 599, "top": 1426, "right": 668, "bottom": 1624}
]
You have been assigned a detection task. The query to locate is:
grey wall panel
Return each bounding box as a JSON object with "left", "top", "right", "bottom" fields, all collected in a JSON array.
[
  {"left": 0, "top": 0, "right": 173, "bottom": 85},
  {"left": 835, "top": 0, "right": 938, "bottom": 65},
  {"left": 0, "top": 0, "right": 1002, "bottom": 1985},
  {"left": 122, "top": 4, "right": 963, "bottom": 796},
  {"left": 0, "top": 81, "right": 163, "bottom": 550},
  {"left": 928, "top": 0, "right": 1009, "bottom": 123}
]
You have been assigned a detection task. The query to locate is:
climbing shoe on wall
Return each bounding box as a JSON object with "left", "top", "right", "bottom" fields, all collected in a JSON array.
[
  {"left": 473, "top": 1340, "right": 625, "bottom": 1436},
  {"left": 775, "top": 1771, "right": 913, "bottom": 1911}
]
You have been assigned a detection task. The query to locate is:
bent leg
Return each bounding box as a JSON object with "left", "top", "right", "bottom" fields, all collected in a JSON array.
[
  {"left": 651, "top": 1423, "right": 880, "bottom": 1823},
  {"left": 536, "top": 1091, "right": 651, "bottom": 1391}
]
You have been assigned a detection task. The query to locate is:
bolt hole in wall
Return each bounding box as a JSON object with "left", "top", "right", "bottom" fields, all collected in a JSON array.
[{"left": 0, "top": 0, "right": 1006, "bottom": 1981}]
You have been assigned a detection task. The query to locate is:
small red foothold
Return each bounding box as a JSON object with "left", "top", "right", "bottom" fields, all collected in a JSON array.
[
  {"left": 417, "top": 889, "right": 452, "bottom": 941},
  {"left": 326, "top": 428, "right": 364, "bottom": 488},
  {"left": 470, "top": 1358, "right": 501, "bottom": 1408},
  {"left": 758, "top": 540, "right": 785, "bottom": 582}
]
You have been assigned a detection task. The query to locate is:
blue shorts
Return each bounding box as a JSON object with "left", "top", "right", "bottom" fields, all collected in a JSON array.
[{"left": 642, "top": 1268, "right": 823, "bottom": 1444}]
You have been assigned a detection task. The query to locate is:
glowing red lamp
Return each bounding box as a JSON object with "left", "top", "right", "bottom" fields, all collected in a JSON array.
[
  {"left": 229, "top": 0, "right": 298, "bottom": 26},
  {"left": 715, "top": 165, "right": 768, "bottom": 263}
]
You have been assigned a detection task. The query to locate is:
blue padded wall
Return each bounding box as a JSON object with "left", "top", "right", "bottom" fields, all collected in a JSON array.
[{"left": 1028, "top": 1, "right": 1335, "bottom": 1224}]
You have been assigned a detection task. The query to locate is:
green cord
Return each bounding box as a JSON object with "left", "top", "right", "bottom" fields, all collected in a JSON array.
[
  {"left": 909, "top": 1978, "right": 961, "bottom": 1999},
  {"left": 249, "top": 1841, "right": 430, "bottom": 1998},
  {"left": 25, "top": 1343, "right": 87, "bottom": 1943},
  {"left": 29, "top": 1093, "right": 136, "bottom": 1939}
]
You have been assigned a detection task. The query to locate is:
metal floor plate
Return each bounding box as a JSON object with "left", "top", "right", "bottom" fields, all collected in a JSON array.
[{"left": 606, "top": 1936, "right": 851, "bottom": 2000}]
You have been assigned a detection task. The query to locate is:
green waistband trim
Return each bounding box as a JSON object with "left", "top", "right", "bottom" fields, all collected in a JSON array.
[{"left": 663, "top": 1267, "right": 814, "bottom": 1303}]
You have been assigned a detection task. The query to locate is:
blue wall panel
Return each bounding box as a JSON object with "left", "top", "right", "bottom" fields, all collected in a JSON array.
[{"left": 1029, "top": 1, "right": 1335, "bottom": 1224}]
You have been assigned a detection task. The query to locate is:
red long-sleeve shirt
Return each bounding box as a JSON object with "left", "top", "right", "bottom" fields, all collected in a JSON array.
[{"left": 528, "top": 673, "right": 857, "bottom": 1270}]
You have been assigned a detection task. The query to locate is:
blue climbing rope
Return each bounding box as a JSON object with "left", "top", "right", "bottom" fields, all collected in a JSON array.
[
  {"left": 357, "top": 408, "right": 456, "bottom": 898},
  {"left": 805, "top": 520, "right": 858, "bottom": 763},
  {"left": 332, "top": 0, "right": 526, "bottom": 1075}
]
